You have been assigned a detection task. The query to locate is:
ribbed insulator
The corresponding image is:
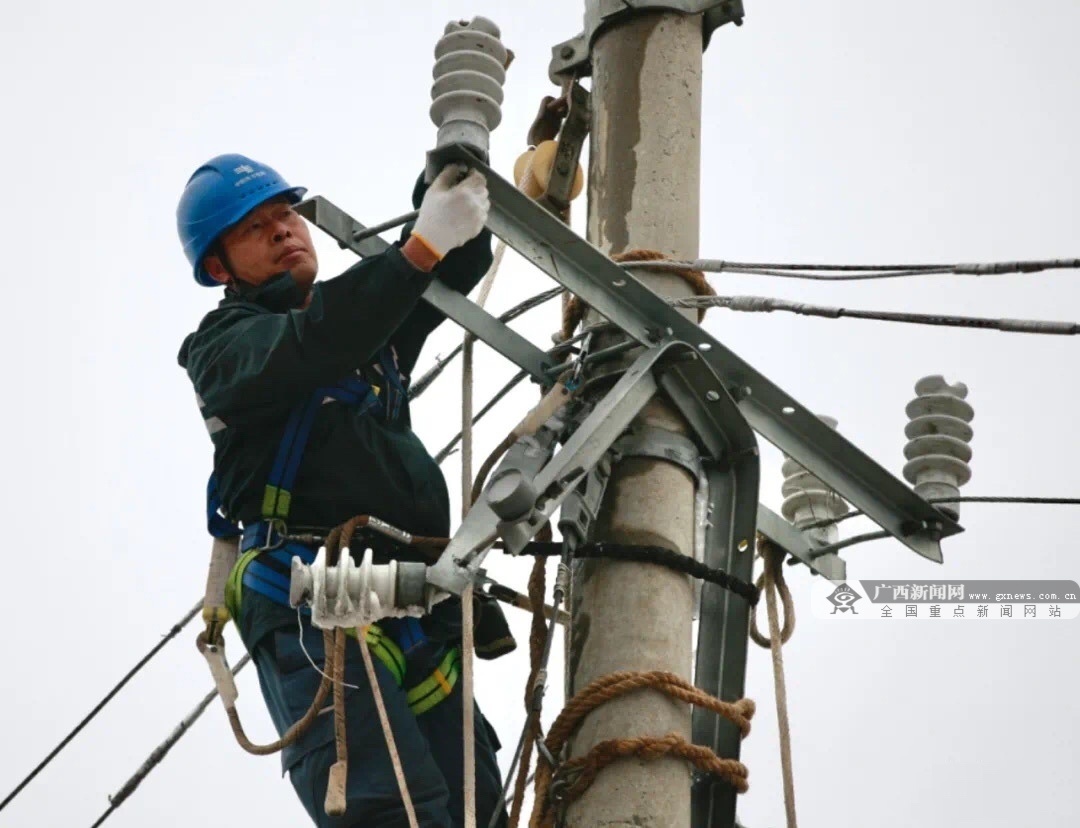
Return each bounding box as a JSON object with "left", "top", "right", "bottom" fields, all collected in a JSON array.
[
  {"left": 781, "top": 415, "right": 850, "bottom": 547},
  {"left": 430, "top": 17, "right": 507, "bottom": 161},
  {"left": 903, "top": 375, "right": 974, "bottom": 520}
]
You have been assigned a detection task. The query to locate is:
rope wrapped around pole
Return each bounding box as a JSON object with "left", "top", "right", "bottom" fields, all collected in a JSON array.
[{"left": 528, "top": 671, "right": 755, "bottom": 827}]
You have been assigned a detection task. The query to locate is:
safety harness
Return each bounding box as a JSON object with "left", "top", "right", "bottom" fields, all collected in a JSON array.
[{"left": 203, "top": 346, "right": 460, "bottom": 716}]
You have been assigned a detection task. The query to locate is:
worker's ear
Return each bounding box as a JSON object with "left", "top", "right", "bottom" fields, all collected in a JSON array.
[{"left": 203, "top": 254, "right": 231, "bottom": 285}]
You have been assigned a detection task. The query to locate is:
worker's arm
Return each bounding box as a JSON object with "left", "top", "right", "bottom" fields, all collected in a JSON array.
[
  {"left": 389, "top": 170, "right": 495, "bottom": 376},
  {"left": 184, "top": 165, "right": 489, "bottom": 426},
  {"left": 183, "top": 247, "right": 435, "bottom": 426}
]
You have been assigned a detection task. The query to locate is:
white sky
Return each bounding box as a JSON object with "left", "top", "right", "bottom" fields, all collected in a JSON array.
[{"left": 1, "top": 1, "right": 1077, "bottom": 827}]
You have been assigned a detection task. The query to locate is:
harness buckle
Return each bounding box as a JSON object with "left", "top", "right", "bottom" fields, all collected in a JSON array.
[{"left": 261, "top": 518, "right": 289, "bottom": 551}]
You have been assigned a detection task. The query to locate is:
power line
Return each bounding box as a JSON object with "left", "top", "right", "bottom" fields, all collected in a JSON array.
[
  {"left": 673, "top": 294, "right": 1079, "bottom": 335},
  {"left": 89, "top": 654, "right": 251, "bottom": 828},
  {"left": 808, "top": 530, "right": 891, "bottom": 557},
  {"left": 619, "top": 257, "right": 1080, "bottom": 281},
  {"left": 409, "top": 285, "right": 565, "bottom": 400},
  {"left": 434, "top": 369, "right": 530, "bottom": 463},
  {"left": 0, "top": 600, "right": 203, "bottom": 815},
  {"left": 800, "top": 495, "right": 1080, "bottom": 532},
  {"left": 409, "top": 254, "right": 1078, "bottom": 407},
  {"left": 791, "top": 496, "right": 1080, "bottom": 560}
]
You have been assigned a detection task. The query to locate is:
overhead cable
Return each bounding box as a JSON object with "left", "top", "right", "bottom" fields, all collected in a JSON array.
[
  {"left": 673, "top": 295, "right": 1079, "bottom": 335},
  {"left": 88, "top": 654, "right": 251, "bottom": 828},
  {"left": 0, "top": 600, "right": 203, "bottom": 814},
  {"left": 800, "top": 495, "right": 1080, "bottom": 532},
  {"left": 408, "top": 286, "right": 565, "bottom": 400},
  {"left": 619, "top": 257, "right": 1080, "bottom": 281},
  {"left": 434, "top": 369, "right": 530, "bottom": 464}
]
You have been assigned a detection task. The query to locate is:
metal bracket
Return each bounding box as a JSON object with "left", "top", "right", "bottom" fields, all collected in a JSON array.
[
  {"left": 614, "top": 425, "right": 702, "bottom": 480},
  {"left": 433, "top": 144, "right": 961, "bottom": 564},
  {"left": 756, "top": 505, "right": 845, "bottom": 582},
  {"left": 538, "top": 82, "right": 591, "bottom": 216},
  {"left": 428, "top": 343, "right": 670, "bottom": 596},
  {"left": 557, "top": 451, "right": 615, "bottom": 550},
  {"left": 549, "top": 0, "right": 746, "bottom": 83},
  {"left": 295, "top": 195, "right": 553, "bottom": 385},
  {"left": 427, "top": 340, "right": 761, "bottom": 601}
]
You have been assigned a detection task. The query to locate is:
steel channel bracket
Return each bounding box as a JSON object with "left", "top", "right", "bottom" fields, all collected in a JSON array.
[
  {"left": 549, "top": 0, "right": 745, "bottom": 83},
  {"left": 666, "top": 360, "right": 756, "bottom": 828},
  {"left": 295, "top": 196, "right": 552, "bottom": 385},
  {"left": 432, "top": 144, "right": 961, "bottom": 563}
]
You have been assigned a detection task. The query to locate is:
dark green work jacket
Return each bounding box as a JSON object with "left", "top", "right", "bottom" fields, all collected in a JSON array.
[{"left": 178, "top": 186, "right": 496, "bottom": 650}]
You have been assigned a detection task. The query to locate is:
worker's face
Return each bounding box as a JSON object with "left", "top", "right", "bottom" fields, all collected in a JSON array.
[{"left": 204, "top": 196, "right": 318, "bottom": 292}]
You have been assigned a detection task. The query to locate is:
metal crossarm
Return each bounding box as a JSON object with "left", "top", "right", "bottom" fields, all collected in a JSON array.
[
  {"left": 298, "top": 150, "right": 961, "bottom": 568},
  {"left": 434, "top": 144, "right": 962, "bottom": 562},
  {"left": 295, "top": 196, "right": 553, "bottom": 384}
]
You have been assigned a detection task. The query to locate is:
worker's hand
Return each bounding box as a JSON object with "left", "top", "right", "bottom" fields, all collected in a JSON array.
[{"left": 410, "top": 163, "right": 490, "bottom": 261}]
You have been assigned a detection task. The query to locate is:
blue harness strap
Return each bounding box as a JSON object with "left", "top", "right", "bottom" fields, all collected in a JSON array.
[
  {"left": 203, "top": 347, "right": 420, "bottom": 636},
  {"left": 241, "top": 543, "right": 318, "bottom": 611}
]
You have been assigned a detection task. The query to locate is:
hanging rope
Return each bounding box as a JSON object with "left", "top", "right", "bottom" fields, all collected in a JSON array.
[
  {"left": 460, "top": 154, "right": 540, "bottom": 828},
  {"left": 528, "top": 671, "right": 755, "bottom": 828},
  {"left": 507, "top": 555, "right": 548, "bottom": 827},
  {"left": 357, "top": 624, "right": 420, "bottom": 828},
  {"left": 208, "top": 630, "right": 333, "bottom": 756},
  {"left": 318, "top": 517, "right": 421, "bottom": 822},
  {"left": 750, "top": 539, "right": 798, "bottom": 828},
  {"left": 559, "top": 249, "right": 715, "bottom": 342}
]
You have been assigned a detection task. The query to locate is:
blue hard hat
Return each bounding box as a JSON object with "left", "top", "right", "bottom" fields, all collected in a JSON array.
[{"left": 177, "top": 153, "right": 308, "bottom": 286}]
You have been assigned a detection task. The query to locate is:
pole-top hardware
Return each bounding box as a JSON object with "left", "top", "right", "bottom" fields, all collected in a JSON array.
[{"left": 548, "top": 0, "right": 746, "bottom": 83}]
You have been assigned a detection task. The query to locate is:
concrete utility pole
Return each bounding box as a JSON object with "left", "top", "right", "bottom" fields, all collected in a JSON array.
[{"left": 567, "top": 9, "right": 704, "bottom": 827}]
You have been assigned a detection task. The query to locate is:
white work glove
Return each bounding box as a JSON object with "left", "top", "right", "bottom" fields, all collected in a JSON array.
[{"left": 411, "top": 163, "right": 490, "bottom": 260}]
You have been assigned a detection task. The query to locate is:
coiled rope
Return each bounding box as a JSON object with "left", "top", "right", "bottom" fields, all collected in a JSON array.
[{"left": 528, "top": 670, "right": 755, "bottom": 828}]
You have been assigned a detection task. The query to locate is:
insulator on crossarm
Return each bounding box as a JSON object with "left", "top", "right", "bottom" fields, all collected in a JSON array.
[
  {"left": 781, "top": 415, "right": 850, "bottom": 547},
  {"left": 904, "top": 375, "right": 974, "bottom": 520},
  {"left": 430, "top": 17, "right": 507, "bottom": 162}
]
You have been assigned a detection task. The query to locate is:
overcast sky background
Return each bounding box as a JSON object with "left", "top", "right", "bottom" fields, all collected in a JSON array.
[{"left": 1, "top": 1, "right": 1077, "bottom": 826}]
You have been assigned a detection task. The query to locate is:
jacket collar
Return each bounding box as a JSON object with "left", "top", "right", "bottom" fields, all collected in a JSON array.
[{"left": 221, "top": 271, "right": 308, "bottom": 313}]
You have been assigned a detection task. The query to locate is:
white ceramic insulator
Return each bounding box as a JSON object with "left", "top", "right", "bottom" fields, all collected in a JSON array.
[
  {"left": 781, "top": 415, "right": 850, "bottom": 547},
  {"left": 430, "top": 17, "right": 507, "bottom": 159},
  {"left": 903, "top": 375, "right": 974, "bottom": 519},
  {"left": 291, "top": 547, "right": 424, "bottom": 630}
]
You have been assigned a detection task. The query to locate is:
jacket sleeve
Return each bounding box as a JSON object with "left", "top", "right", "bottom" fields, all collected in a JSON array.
[
  {"left": 388, "top": 172, "right": 495, "bottom": 376},
  {"left": 185, "top": 245, "right": 433, "bottom": 426}
]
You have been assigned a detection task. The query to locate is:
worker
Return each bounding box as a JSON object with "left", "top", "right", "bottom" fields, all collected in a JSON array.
[{"left": 176, "top": 153, "right": 512, "bottom": 827}]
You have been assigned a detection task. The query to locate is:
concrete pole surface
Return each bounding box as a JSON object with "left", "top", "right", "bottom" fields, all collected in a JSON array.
[{"left": 567, "top": 11, "right": 703, "bottom": 828}]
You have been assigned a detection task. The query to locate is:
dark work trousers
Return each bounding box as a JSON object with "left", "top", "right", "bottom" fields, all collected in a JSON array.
[{"left": 251, "top": 623, "right": 509, "bottom": 828}]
